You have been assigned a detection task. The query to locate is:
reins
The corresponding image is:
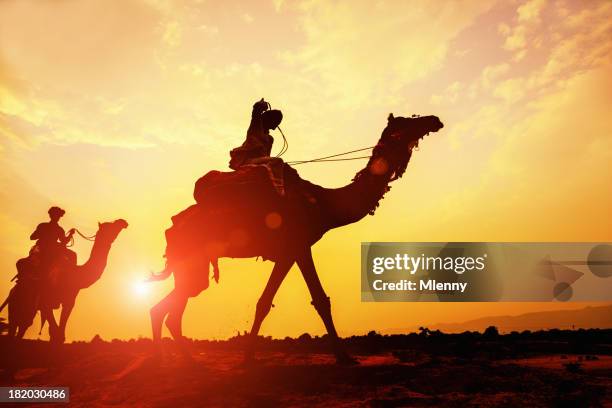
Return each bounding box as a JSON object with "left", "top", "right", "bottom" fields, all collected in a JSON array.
[
  {"left": 274, "top": 126, "right": 289, "bottom": 158},
  {"left": 265, "top": 100, "right": 288, "bottom": 159},
  {"left": 266, "top": 100, "right": 374, "bottom": 165},
  {"left": 66, "top": 228, "right": 97, "bottom": 247},
  {"left": 286, "top": 145, "right": 376, "bottom": 166},
  {"left": 75, "top": 229, "right": 97, "bottom": 241},
  {"left": 66, "top": 228, "right": 96, "bottom": 247}
]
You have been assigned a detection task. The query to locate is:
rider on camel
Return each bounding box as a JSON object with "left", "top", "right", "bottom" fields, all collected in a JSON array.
[
  {"left": 159, "top": 99, "right": 285, "bottom": 284},
  {"left": 229, "top": 98, "right": 285, "bottom": 195},
  {"left": 29, "top": 207, "right": 76, "bottom": 278}
]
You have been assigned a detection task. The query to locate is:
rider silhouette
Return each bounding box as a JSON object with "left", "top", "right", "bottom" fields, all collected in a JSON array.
[
  {"left": 30, "top": 207, "right": 75, "bottom": 276},
  {"left": 229, "top": 98, "right": 285, "bottom": 194}
]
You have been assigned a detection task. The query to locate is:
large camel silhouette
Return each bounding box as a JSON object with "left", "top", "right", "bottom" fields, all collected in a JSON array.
[
  {"left": 1, "top": 219, "right": 127, "bottom": 342},
  {"left": 150, "top": 113, "right": 443, "bottom": 363}
]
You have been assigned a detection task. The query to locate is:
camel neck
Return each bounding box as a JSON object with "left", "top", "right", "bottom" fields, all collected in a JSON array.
[
  {"left": 322, "top": 172, "right": 391, "bottom": 231},
  {"left": 80, "top": 238, "right": 111, "bottom": 288},
  {"left": 320, "top": 138, "right": 412, "bottom": 231}
]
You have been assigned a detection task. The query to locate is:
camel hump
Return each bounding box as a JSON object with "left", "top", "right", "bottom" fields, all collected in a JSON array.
[{"left": 193, "top": 166, "right": 276, "bottom": 205}]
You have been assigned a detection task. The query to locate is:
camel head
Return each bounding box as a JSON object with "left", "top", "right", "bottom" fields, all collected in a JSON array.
[
  {"left": 384, "top": 113, "right": 444, "bottom": 151},
  {"left": 357, "top": 113, "right": 444, "bottom": 182},
  {"left": 96, "top": 219, "right": 128, "bottom": 244}
]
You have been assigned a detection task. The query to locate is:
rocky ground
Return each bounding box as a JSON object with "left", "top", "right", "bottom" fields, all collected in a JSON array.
[{"left": 1, "top": 330, "right": 611, "bottom": 407}]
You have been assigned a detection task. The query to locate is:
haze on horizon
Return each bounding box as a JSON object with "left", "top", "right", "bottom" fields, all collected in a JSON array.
[{"left": 1, "top": 0, "right": 611, "bottom": 341}]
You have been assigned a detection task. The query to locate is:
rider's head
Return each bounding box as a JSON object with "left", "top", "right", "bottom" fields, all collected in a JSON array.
[
  {"left": 262, "top": 109, "right": 283, "bottom": 131},
  {"left": 48, "top": 206, "right": 65, "bottom": 222}
]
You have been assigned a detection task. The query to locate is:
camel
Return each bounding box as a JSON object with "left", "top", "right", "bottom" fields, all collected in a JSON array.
[
  {"left": 1, "top": 219, "right": 128, "bottom": 343},
  {"left": 149, "top": 113, "right": 443, "bottom": 363}
]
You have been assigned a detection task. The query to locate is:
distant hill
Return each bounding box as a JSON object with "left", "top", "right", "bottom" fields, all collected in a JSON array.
[{"left": 389, "top": 305, "right": 612, "bottom": 334}]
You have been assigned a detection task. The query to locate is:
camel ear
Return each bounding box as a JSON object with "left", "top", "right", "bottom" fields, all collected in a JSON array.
[{"left": 388, "top": 113, "right": 394, "bottom": 122}]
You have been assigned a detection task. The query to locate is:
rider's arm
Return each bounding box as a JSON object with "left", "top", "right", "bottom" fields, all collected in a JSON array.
[
  {"left": 58, "top": 226, "right": 73, "bottom": 245},
  {"left": 30, "top": 224, "right": 43, "bottom": 240}
]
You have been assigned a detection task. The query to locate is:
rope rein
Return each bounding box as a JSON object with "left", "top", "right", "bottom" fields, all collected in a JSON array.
[
  {"left": 289, "top": 155, "right": 372, "bottom": 165},
  {"left": 274, "top": 126, "right": 289, "bottom": 158},
  {"left": 75, "top": 229, "right": 96, "bottom": 241},
  {"left": 66, "top": 228, "right": 96, "bottom": 247},
  {"left": 287, "top": 145, "right": 376, "bottom": 165},
  {"left": 266, "top": 100, "right": 374, "bottom": 164}
]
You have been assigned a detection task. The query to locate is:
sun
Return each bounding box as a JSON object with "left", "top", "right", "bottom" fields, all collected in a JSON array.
[{"left": 132, "top": 280, "right": 151, "bottom": 298}]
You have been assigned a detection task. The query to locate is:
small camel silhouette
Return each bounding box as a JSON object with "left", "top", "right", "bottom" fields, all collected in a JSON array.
[
  {"left": 2, "top": 219, "right": 128, "bottom": 342},
  {"left": 150, "top": 113, "right": 443, "bottom": 363}
]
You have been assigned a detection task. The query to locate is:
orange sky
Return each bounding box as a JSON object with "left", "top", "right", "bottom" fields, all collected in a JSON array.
[{"left": 1, "top": 0, "right": 611, "bottom": 341}]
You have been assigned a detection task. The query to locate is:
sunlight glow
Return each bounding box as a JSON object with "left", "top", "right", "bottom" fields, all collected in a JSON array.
[{"left": 132, "top": 280, "right": 151, "bottom": 298}]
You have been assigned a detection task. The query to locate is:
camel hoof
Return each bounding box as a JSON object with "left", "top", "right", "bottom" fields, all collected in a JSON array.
[
  {"left": 48, "top": 327, "right": 65, "bottom": 345},
  {"left": 49, "top": 336, "right": 64, "bottom": 346}
]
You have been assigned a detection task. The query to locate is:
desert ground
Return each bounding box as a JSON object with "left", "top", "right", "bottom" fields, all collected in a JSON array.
[{"left": 1, "top": 329, "right": 611, "bottom": 407}]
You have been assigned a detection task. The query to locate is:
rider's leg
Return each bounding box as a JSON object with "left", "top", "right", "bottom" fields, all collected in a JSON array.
[{"left": 243, "top": 157, "right": 285, "bottom": 195}]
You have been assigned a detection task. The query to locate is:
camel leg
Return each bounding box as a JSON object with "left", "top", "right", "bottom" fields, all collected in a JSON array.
[
  {"left": 150, "top": 290, "right": 175, "bottom": 343},
  {"left": 296, "top": 248, "right": 356, "bottom": 365},
  {"left": 151, "top": 289, "right": 191, "bottom": 360},
  {"left": 41, "top": 308, "right": 59, "bottom": 343},
  {"left": 16, "top": 325, "right": 28, "bottom": 339},
  {"left": 57, "top": 296, "right": 76, "bottom": 344},
  {"left": 165, "top": 294, "right": 190, "bottom": 359},
  {"left": 244, "top": 257, "right": 294, "bottom": 361},
  {"left": 8, "top": 322, "right": 17, "bottom": 338},
  {"left": 165, "top": 295, "right": 188, "bottom": 339}
]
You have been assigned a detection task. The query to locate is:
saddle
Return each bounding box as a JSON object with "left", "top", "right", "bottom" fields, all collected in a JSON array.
[
  {"left": 15, "top": 245, "right": 77, "bottom": 307},
  {"left": 164, "top": 163, "right": 309, "bottom": 269},
  {"left": 193, "top": 165, "right": 277, "bottom": 206}
]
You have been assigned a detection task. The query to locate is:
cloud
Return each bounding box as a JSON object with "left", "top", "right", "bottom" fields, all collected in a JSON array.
[
  {"left": 493, "top": 77, "right": 526, "bottom": 102},
  {"left": 0, "top": 0, "right": 162, "bottom": 91},
  {"left": 500, "top": 0, "right": 548, "bottom": 57},
  {"left": 481, "top": 63, "right": 510, "bottom": 89},
  {"left": 163, "top": 21, "right": 183, "bottom": 48},
  {"left": 517, "top": 0, "right": 547, "bottom": 23},
  {"left": 282, "top": 1, "right": 495, "bottom": 108},
  {"left": 409, "top": 0, "right": 612, "bottom": 238},
  {"left": 490, "top": 64, "right": 612, "bottom": 227}
]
